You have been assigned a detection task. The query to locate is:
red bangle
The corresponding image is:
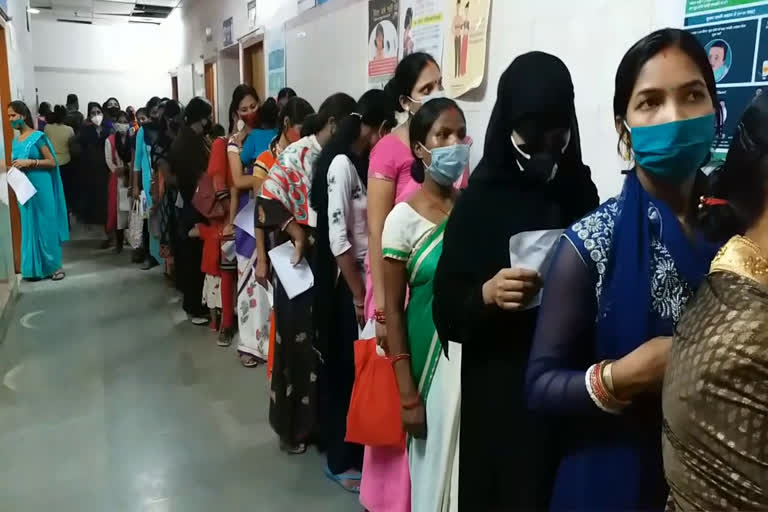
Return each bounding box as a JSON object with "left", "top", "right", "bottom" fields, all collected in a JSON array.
[
  {"left": 390, "top": 353, "right": 411, "bottom": 365},
  {"left": 374, "top": 309, "right": 386, "bottom": 324}
]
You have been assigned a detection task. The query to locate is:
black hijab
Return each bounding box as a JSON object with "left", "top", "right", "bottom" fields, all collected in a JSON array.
[{"left": 433, "top": 51, "right": 599, "bottom": 355}]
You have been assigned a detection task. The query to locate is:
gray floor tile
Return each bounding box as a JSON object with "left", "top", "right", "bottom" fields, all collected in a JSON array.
[{"left": 0, "top": 240, "right": 361, "bottom": 512}]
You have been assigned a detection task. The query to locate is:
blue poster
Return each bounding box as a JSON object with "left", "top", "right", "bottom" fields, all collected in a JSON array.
[
  {"left": 690, "top": 20, "right": 757, "bottom": 84},
  {"left": 686, "top": 1, "right": 768, "bottom": 152}
]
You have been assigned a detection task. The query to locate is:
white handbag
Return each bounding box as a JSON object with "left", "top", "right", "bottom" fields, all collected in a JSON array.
[{"left": 127, "top": 199, "right": 144, "bottom": 250}]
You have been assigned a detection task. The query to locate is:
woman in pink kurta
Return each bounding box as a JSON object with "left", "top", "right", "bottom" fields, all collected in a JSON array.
[{"left": 362, "top": 53, "right": 470, "bottom": 511}]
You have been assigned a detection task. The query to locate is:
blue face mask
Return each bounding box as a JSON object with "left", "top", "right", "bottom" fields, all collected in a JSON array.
[
  {"left": 421, "top": 143, "right": 470, "bottom": 186},
  {"left": 627, "top": 113, "right": 715, "bottom": 181}
]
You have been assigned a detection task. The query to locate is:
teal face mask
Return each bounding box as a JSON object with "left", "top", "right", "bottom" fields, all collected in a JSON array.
[
  {"left": 627, "top": 113, "right": 715, "bottom": 181},
  {"left": 10, "top": 118, "right": 24, "bottom": 130}
]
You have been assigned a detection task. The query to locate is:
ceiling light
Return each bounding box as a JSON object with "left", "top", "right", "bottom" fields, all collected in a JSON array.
[{"left": 27, "top": 7, "right": 41, "bottom": 14}]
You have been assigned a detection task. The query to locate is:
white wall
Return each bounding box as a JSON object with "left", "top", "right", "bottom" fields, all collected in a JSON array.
[
  {"left": 6, "top": 0, "right": 36, "bottom": 106},
  {"left": 168, "top": 0, "right": 687, "bottom": 198},
  {"left": 30, "top": 19, "right": 173, "bottom": 113}
]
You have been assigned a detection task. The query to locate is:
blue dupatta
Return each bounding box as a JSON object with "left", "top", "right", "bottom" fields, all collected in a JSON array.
[{"left": 567, "top": 171, "right": 718, "bottom": 359}]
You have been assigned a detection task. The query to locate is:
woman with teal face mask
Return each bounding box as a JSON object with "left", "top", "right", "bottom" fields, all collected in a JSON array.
[
  {"left": 3, "top": 100, "right": 69, "bottom": 281},
  {"left": 381, "top": 97, "right": 468, "bottom": 511},
  {"left": 525, "top": 29, "right": 722, "bottom": 510}
]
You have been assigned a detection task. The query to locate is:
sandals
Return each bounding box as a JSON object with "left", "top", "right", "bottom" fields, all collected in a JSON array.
[
  {"left": 217, "top": 328, "right": 234, "bottom": 347},
  {"left": 239, "top": 353, "right": 262, "bottom": 368},
  {"left": 51, "top": 270, "right": 66, "bottom": 281},
  {"left": 323, "top": 465, "right": 361, "bottom": 494},
  {"left": 279, "top": 439, "right": 307, "bottom": 455}
]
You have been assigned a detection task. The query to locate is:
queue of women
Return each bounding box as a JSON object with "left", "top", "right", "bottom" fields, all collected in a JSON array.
[{"left": 7, "top": 26, "right": 768, "bottom": 510}]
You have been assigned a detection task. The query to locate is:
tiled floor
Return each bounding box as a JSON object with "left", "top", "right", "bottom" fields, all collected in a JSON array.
[{"left": 0, "top": 240, "right": 361, "bottom": 512}]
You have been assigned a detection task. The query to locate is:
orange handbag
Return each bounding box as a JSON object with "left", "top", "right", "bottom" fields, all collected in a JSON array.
[{"left": 345, "top": 338, "right": 405, "bottom": 448}]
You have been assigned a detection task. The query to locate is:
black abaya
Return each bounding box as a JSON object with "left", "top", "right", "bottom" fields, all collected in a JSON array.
[{"left": 432, "top": 52, "right": 599, "bottom": 511}]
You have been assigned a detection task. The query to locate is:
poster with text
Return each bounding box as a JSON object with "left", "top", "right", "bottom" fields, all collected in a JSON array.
[
  {"left": 687, "top": 0, "right": 766, "bottom": 15},
  {"left": 267, "top": 27, "right": 287, "bottom": 100},
  {"left": 399, "top": 0, "right": 444, "bottom": 63},
  {"left": 686, "top": 0, "right": 768, "bottom": 153},
  {"left": 442, "top": 0, "right": 491, "bottom": 98},
  {"left": 368, "top": 0, "right": 399, "bottom": 88},
  {"left": 690, "top": 20, "right": 757, "bottom": 84}
]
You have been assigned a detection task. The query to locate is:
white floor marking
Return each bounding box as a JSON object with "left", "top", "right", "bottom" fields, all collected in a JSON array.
[
  {"left": 3, "top": 362, "right": 23, "bottom": 391},
  {"left": 20, "top": 310, "right": 44, "bottom": 329}
]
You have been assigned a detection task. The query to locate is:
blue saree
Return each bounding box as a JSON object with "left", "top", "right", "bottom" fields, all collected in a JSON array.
[
  {"left": 133, "top": 126, "right": 162, "bottom": 263},
  {"left": 526, "top": 171, "right": 719, "bottom": 510},
  {"left": 12, "top": 131, "right": 69, "bottom": 279}
]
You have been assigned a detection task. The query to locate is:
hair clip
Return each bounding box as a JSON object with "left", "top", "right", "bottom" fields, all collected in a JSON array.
[{"left": 699, "top": 196, "right": 729, "bottom": 210}]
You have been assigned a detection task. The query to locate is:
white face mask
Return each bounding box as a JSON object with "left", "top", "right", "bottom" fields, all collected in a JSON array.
[
  {"left": 408, "top": 89, "right": 446, "bottom": 105},
  {"left": 115, "top": 123, "right": 129, "bottom": 134},
  {"left": 92, "top": 114, "right": 104, "bottom": 126}
]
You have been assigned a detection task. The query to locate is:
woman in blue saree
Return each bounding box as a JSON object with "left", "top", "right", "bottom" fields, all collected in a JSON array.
[
  {"left": 7, "top": 100, "right": 69, "bottom": 280},
  {"left": 525, "top": 29, "right": 721, "bottom": 510}
]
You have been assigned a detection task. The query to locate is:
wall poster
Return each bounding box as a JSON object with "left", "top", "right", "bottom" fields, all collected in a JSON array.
[
  {"left": 267, "top": 27, "right": 287, "bottom": 100},
  {"left": 686, "top": 0, "right": 768, "bottom": 151},
  {"left": 247, "top": 0, "right": 257, "bottom": 31},
  {"left": 398, "top": 0, "right": 444, "bottom": 63},
  {"left": 368, "top": 0, "right": 399, "bottom": 88},
  {"left": 442, "top": 0, "right": 491, "bottom": 98},
  {"left": 223, "top": 17, "right": 234, "bottom": 47},
  {"left": 298, "top": 0, "right": 316, "bottom": 13}
]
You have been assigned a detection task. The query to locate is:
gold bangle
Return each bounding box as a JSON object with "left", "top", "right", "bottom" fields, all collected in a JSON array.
[{"left": 602, "top": 361, "right": 616, "bottom": 395}]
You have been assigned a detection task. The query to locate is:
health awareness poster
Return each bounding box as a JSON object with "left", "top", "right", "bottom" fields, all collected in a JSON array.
[
  {"left": 368, "top": 0, "right": 400, "bottom": 88},
  {"left": 686, "top": 0, "right": 768, "bottom": 151},
  {"left": 398, "top": 0, "right": 444, "bottom": 63},
  {"left": 267, "top": 27, "right": 287, "bottom": 100},
  {"left": 442, "top": 0, "right": 491, "bottom": 98}
]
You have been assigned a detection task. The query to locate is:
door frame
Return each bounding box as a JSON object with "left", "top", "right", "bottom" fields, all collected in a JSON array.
[
  {"left": 0, "top": 23, "right": 19, "bottom": 273},
  {"left": 203, "top": 58, "right": 217, "bottom": 123},
  {"left": 238, "top": 28, "right": 266, "bottom": 99}
]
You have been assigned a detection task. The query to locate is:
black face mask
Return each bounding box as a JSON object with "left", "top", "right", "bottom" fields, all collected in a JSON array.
[
  {"left": 512, "top": 147, "right": 561, "bottom": 183},
  {"left": 107, "top": 106, "right": 120, "bottom": 119},
  {"left": 510, "top": 125, "right": 571, "bottom": 183}
]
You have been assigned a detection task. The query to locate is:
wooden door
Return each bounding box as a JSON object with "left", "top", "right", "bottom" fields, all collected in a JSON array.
[
  {"left": 171, "top": 75, "right": 179, "bottom": 101},
  {"left": 243, "top": 42, "right": 266, "bottom": 102},
  {"left": 204, "top": 62, "right": 216, "bottom": 122},
  {"left": 0, "top": 25, "right": 20, "bottom": 273}
]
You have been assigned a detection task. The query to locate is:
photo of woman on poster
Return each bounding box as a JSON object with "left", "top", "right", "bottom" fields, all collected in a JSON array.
[
  {"left": 453, "top": 0, "right": 463, "bottom": 77},
  {"left": 374, "top": 24, "right": 385, "bottom": 61},
  {"left": 403, "top": 8, "right": 415, "bottom": 58}
]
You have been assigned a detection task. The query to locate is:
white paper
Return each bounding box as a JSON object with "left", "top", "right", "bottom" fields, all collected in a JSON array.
[
  {"left": 234, "top": 198, "right": 256, "bottom": 238},
  {"left": 7, "top": 167, "right": 36, "bottom": 205},
  {"left": 268, "top": 240, "right": 314, "bottom": 299},
  {"left": 361, "top": 319, "right": 376, "bottom": 340},
  {"left": 0, "top": 172, "right": 8, "bottom": 205},
  {"left": 509, "top": 229, "right": 564, "bottom": 310}
]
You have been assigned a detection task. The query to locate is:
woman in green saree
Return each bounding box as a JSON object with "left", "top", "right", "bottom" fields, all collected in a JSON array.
[
  {"left": 663, "top": 93, "right": 768, "bottom": 510},
  {"left": 382, "top": 98, "right": 468, "bottom": 511}
]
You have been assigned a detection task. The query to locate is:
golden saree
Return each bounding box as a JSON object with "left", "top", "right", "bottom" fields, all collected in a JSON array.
[{"left": 663, "top": 236, "right": 768, "bottom": 511}]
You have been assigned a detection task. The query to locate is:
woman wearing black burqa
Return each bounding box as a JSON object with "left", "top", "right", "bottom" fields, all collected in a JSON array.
[
  {"left": 167, "top": 97, "right": 213, "bottom": 325},
  {"left": 432, "top": 52, "right": 599, "bottom": 511}
]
